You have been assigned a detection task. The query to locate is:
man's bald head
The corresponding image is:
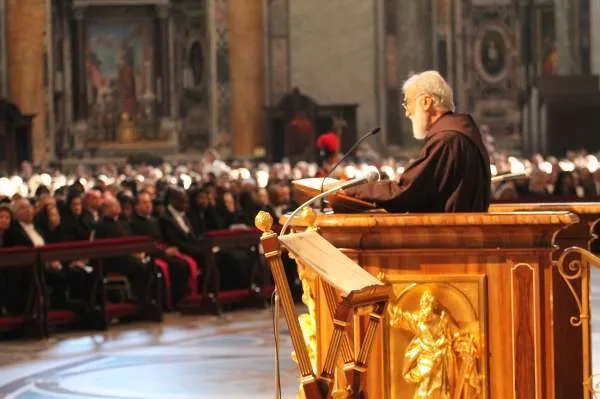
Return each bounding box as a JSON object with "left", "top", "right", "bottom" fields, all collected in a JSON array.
[
  {"left": 99, "top": 196, "right": 121, "bottom": 219},
  {"left": 83, "top": 190, "right": 102, "bottom": 211}
]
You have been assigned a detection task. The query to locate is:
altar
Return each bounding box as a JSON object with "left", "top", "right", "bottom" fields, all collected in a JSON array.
[{"left": 265, "top": 210, "right": 589, "bottom": 399}]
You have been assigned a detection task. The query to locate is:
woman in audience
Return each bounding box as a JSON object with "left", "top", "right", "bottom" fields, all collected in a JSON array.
[
  {"left": 216, "top": 191, "right": 247, "bottom": 229},
  {"left": 60, "top": 193, "right": 84, "bottom": 241}
]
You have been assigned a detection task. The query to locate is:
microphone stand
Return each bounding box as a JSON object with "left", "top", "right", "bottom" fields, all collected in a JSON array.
[{"left": 318, "top": 127, "right": 381, "bottom": 209}]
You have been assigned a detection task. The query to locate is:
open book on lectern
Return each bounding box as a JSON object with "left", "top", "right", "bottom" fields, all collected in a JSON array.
[
  {"left": 279, "top": 231, "right": 384, "bottom": 296},
  {"left": 292, "top": 177, "right": 378, "bottom": 213}
]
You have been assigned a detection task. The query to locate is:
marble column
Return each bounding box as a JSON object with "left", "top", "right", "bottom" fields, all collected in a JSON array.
[
  {"left": 396, "top": 0, "right": 434, "bottom": 144},
  {"left": 6, "top": 0, "right": 47, "bottom": 163},
  {"left": 74, "top": 8, "right": 87, "bottom": 119},
  {"left": 228, "top": 0, "right": 265, "bottom": 157},
  {"left": 157, "top": 6, "right": 170, "bottom": 117},
  {"left": 554, "top": 0, "right": 581, "bottom": 74},
  {"left": 590, "top": 0, "right": 600, "bottom": 79}
]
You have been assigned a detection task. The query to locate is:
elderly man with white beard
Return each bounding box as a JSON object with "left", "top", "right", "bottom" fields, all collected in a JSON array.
[{"left": 344, "top": 70, "right": 491, "bottom": 212}]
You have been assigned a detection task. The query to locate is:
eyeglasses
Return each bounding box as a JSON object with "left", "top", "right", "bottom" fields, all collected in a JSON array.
[{"left": 402, "top": 94, "right": 433, "bottom": 113}]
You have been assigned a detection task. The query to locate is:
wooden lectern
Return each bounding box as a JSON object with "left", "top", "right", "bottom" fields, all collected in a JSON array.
[
  {"left": 256, "top": 211, "right": 392, "bottom": 398},
  {"left": 279, "top": 210, "right": 579, "bottom": 399}
]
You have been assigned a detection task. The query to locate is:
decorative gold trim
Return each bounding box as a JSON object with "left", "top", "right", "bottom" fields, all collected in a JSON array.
[{"left": 555, "top": 246, "right": 600, "bottom": 399}]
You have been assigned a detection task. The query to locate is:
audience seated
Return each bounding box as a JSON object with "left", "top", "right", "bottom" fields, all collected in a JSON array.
[
  {"left": 78, "top": 190, "right": 102, "bottom": 240},
  {"left": 130, "top": 192, "right": 197, "bottom": 307},
  {"left": 3, "top": 199, "right": 69, "bottom": 311},
  {"left": 93, "top": 196, "right": 150, "bottom": 303},
  {"left": 2, "top": 145, "right": 600, "bottom": 337}
]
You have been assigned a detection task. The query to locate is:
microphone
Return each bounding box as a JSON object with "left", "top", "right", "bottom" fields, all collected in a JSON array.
[
  {"left": 319, "top": 127, "right": 381, "bottom": 195},
  {"left": 281, "top": 167, "right": 380, "bottom": 236}
]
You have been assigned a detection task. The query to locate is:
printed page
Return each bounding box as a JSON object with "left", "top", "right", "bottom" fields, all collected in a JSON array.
[
  {"left": 292, "top": 177, "right": 342, "bottom": 193},
  {"left": 279, "top": 231, "right": 383, "bottom": 295}
]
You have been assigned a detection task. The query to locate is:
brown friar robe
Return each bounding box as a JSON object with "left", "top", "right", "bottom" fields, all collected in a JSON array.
[{"left": 344, "top": 112, "right": 491, "bottom": 212}]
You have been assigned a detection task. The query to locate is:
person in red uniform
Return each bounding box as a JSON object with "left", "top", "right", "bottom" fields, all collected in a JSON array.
[{"left": 315, "top": 131, "right": 341, "bottom": 178}]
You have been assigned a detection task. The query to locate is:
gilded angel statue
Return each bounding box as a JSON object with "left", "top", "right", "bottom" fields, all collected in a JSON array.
[{"left": 389, "top": 289, "right": 482, "bottom": 399}]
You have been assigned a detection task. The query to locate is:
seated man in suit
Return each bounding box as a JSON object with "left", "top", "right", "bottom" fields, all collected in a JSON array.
[
  {"left": 3, "top": 198, "right": 69, "bottom": 311},
  {"left": 160, "top": 187, "right": 213, "bottom": 293},
  {"left": 94, "top": 196, "right": 150, "bottom": 302},
  {"left": 130, "top": 193, "right": 196, "bottom": 306},
  {"left": 77, "top": 190, "right": 102, "bottom": 240}
]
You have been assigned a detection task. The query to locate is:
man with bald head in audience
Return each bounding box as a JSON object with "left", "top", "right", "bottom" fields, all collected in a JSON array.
[
  {"left": 77, "top": 189, "right": 102, "bottom": 240},
  {"left": 94, "top": 196, "right": 150, "bottom": 302},
  {"left": 131, "top": 192, "right": 194, "bottom": 305}
]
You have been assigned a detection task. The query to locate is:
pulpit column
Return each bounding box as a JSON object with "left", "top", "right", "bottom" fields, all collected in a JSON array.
[
  {"left": 228, "top": 0, "right": 265, "bottom": 156},
  {"left": 74, "top": 8, "right": 88, "bottom": 120},
  {"left": 157, "top": 6, "right": 171, "bottom": 117},
  {"left": 6, "top": 0, "right": 47, "bottom": 162}
]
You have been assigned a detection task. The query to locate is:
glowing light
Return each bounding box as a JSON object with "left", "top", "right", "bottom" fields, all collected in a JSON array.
[
  {"left": 396, "top": 166, "right": 405, "bottom": 175},
  {"left": 239, "top": 168, "right": 251, "bottom": 180},
  {"left": 508, "top": 157, "right": 525, "bottom": 174},
  {"left": 381, "top": 165, "right": 395, "bottom": 180},
  {"left": 0, "top": 177, "right": 12, "bottom": 196},
  {"left": 558, "top": 160, "right": 575, "bottom": 172},
  {"left": 256, "top": 170, "right": 269, "bottom": 188},
  {"left": 539, "top": 162, "right": 553, "bottom": 174},
  {"left": 344, "top": 165, "right": 357, "bottom": 179},
  {"left": 40, "top": 173, "right": 52, "bottom": 187},
  {"left": 586, "top": 155, "right": 599, "bottom": 173},
  {"left": 180, "top": 174, "right": 192, "bottom": 190},
  {"left": 490, "top": 165, "right": 497, "bottom": 176},
  {"left": 53, "top": 175, "right": 67, "bottom": 190}
]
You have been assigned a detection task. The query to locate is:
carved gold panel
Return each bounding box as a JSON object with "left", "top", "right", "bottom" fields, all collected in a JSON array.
[{"left": 382, "top": 274, "right": 488, "bottom": 399}]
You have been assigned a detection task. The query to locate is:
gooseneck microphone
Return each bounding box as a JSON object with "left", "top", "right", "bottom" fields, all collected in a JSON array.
[
  {"left": 319, "top": 126, "right": 381, "bottom": 195},
  {"left": 281, "top": 167, "right": 380, "bottom": 237}
]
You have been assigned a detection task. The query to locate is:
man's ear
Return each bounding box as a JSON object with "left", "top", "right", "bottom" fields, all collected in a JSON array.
[{"left": 422, "top": 96, "right": 434, "bottom": 112}]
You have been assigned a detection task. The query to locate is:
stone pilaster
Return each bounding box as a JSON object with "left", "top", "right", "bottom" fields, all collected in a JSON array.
[
  {"left": 396, "top": 0, "right": 434, "bottom": 144},
  {"left": 6, "top": 0, "right": 47, "bottom": 163},
  {"left": 228, "top": 0, "right": 265, "bottom": 157},
  {"left": 554, "top": 0, "right": 581, "bottom": 74}
]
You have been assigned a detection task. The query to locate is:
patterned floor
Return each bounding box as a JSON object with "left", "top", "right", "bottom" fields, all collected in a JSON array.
[
  {"left": 0, "top": 267, "right": 599, "bottom": 399},
  {"left": 0, "top": 309, "right": 298, "bottom": 399}
]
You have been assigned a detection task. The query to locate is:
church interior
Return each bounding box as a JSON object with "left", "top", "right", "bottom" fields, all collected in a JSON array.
[{"left": 1, "top": 0, "right": 600, "bottom": 398}]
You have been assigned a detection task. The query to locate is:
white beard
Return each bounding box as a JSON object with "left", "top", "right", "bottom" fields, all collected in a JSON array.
[{"left": 411, "top": 105, "right": 428, "bottom": 140}]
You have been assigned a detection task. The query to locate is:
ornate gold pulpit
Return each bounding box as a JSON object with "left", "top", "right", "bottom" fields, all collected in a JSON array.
[{"left": 279, "top": 211, "right": 580, "bottom": 399}]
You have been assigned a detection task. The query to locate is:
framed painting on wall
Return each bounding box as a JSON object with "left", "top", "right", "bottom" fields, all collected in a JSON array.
[{"left": 85, "top": 17, "right": 155, "bottom": 141}]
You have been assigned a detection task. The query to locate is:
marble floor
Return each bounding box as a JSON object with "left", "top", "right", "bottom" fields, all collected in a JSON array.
[
  {"left": 0, "top": 309, "right": 299, "bottom": 399},
  {"left": 1, "top": 267, "right": 600, "bottom": 399}
]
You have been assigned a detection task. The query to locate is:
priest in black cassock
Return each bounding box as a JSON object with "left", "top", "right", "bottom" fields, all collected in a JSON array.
[{"left": 343, "top": 70, "right": 491, "bottom": 212}]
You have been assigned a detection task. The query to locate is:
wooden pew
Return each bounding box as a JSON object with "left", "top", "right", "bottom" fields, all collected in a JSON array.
[
  {"left": 39, "top": 236, "right": 162, "bottom": 330},
  {"left": 0, "top": 247, "right": 44, "bottom": 338},
  {"left": 179, "top": 228, "right": 274, "bottom": 314}
]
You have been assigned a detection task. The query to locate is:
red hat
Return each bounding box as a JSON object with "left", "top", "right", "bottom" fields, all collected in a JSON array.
[{"left": 316, "top": 132, "right": 339, "bottom": 154}]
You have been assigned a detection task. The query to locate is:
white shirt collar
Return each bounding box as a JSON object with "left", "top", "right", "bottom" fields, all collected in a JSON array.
[{"left": 19, "top": 221, "right": 45, "bottom": 247}]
